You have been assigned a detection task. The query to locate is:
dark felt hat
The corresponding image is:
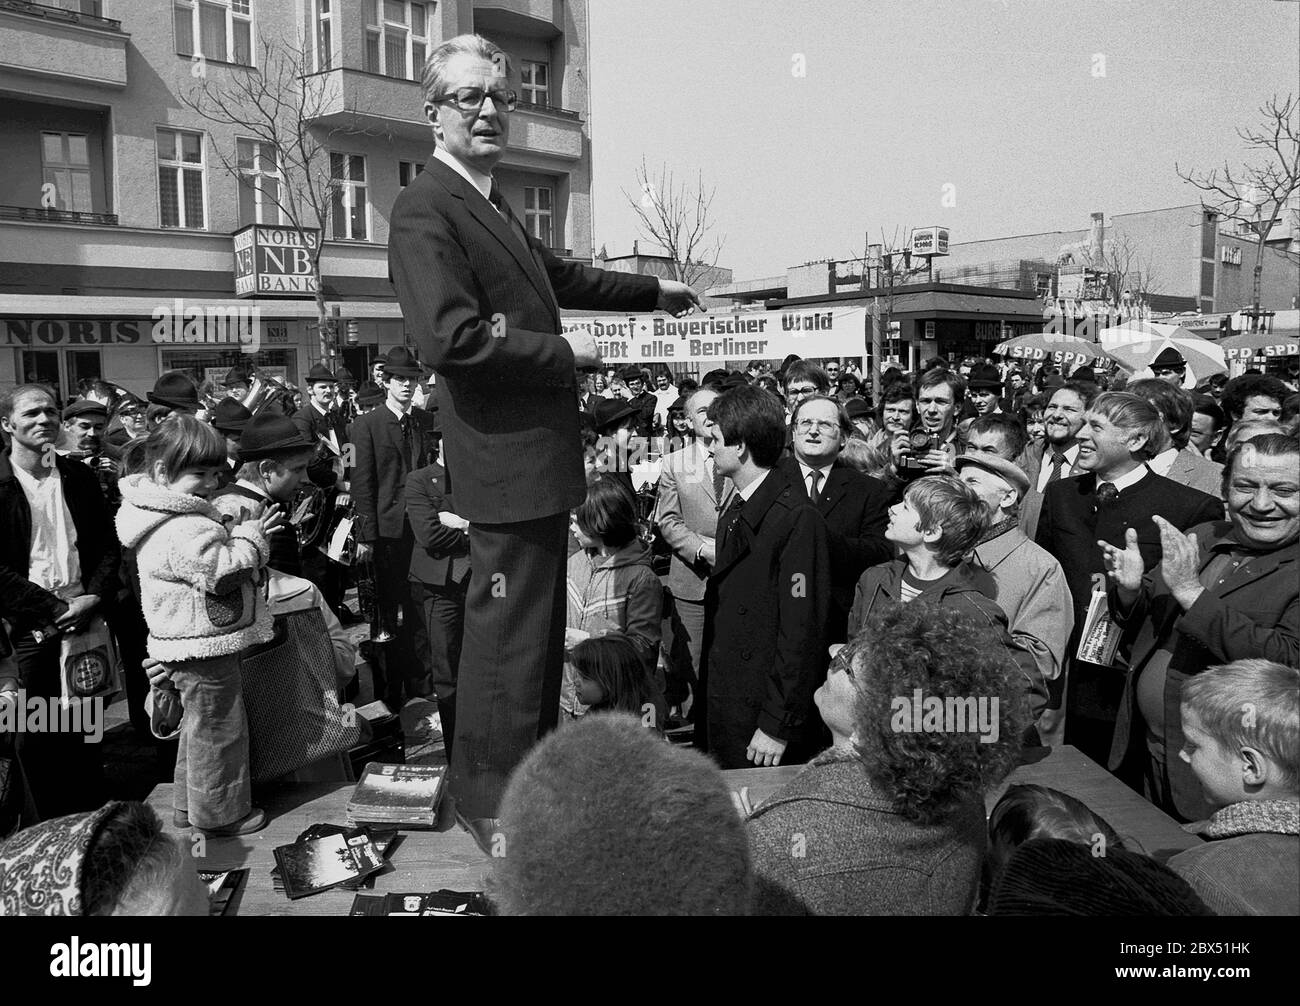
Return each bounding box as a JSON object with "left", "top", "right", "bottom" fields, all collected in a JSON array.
[
  {"left": 237, "top": 411, "right": 315, "bottom": 462},
  {"left": 355, "top": 381, "right": 385, "bottom": 406},
  {"left": 147, "top": 370, "right": 200, "bottom": 411},
  {"left": 304, "top": 363, "right": 337, "bottom": 385},
  {"left": 113, "top": 394, "right": 147, "bottom": 416},
  {"left": 967, "top": 363, "right": 1004, "bottom": 390},
  {"left": 209, "top": 398, "right": 253, "bottom": 434},
  {"left": 1152, "top": 347, "right": 1187, "bottom": 370},
  {"left": 719, "top": 371, "right": 749, "bottom": 391},
  {"left": 844, "top": 397, "right": 873, "bottom": 420},
  {"left": 1070, "top": 365, "right": 1098, "bottom": 384},
  {"left": 618, "top": 365, "right": 646, "bottom": 384},
  {"left": 62, "top": 399, "right": 108, "bottom": 422},
  {"left": 220, "top": 365, "right": 254, "bottom": 388},
  {"left": 590, "top": 398, "right": 641, "bottom": 433},
  {"left": 335, "top": 366, "right": 354, "bottom": 384},
  {"left": 380, "top": 346, "right": 422, "bottom": 378}
]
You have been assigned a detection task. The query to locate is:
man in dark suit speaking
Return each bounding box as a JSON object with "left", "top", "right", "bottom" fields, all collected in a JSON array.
[{"left": 388, "top": 34, "right": 700, "bottom": 836}]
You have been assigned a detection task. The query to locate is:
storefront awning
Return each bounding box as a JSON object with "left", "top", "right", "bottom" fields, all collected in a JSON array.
[
  {"left": 0, "top": 294, "right": 403, "bottom": 319},
  {"left": 889, "top": 291, "right": 1045, "bottom": 319}
]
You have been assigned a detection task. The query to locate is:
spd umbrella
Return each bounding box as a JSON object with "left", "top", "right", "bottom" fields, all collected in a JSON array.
[
  {"left": 1219, "top": 331, "right": 1300, "bottom": 364},
  {"left": 993, "top": 332, "right": 1110, "bottom": 368}
]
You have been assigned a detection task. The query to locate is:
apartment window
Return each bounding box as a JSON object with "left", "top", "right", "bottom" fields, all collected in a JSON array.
[
  {"left": 237, "top": 138, "right": 283, "bottom": 226},
  {"left": 41, "top": 133, "right": 92, "bottom": 213},
  {"left": 46, "top": 1, "right": 104, "bottom": 14},
  {"left": 399, "top": 161, "right": 424, "bottom": 187},
  {"left": 157, "top": 128, "right": 206, "bottom": 229},
  {"left": 524, "top": 186, "right": 552, "bottom": 248},
  {"left": 521, "top": 61, "right": 549, "bottom": 106},
  {"left": 316, "top": 0, "right": 332, "bottom": 70},
  {"left": 365, "top": 1, "right": 430, "bottom": 81},
  {"left": 330, "top": 153, "right": 368, "bottom": 240},
  {"left": 174, "top": 0, "right": 253, "bottom": 67}
]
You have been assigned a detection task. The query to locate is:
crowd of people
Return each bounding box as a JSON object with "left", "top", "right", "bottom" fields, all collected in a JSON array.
[
  {"left": 0, "top": 341, "right": 1296, "bottom": 915},
  {"left": 1, "top": 25, "right": 1297, "bottom": 916}
]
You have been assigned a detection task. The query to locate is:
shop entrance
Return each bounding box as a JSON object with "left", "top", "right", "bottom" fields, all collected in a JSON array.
[{"left": 17, "top": 348, "right": 103, "bottom": 406}]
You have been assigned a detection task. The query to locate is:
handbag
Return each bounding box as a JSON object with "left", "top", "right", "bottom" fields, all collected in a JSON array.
[
  {"left": 239, "top": 607, "right": 362, "bottom": 783},
  {"left": 57, "top": 614, "right": 123, "bottom": 709}
]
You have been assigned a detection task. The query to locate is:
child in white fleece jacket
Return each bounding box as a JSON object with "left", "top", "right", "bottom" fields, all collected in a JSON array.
[{"left": 116, "top": 416, "right": 280, "bottom": 835}]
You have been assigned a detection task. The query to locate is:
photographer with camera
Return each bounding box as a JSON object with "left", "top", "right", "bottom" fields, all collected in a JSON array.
[{"left": 891, "top": 369, "right": 963, "bottom": 482}]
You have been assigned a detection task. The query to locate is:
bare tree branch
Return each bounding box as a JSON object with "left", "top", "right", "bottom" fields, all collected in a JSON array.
[
  {"left": 179, "top": 34, "right": 386, "bottom": 357},
  {"left": 621, "top": 159, "right": 725, "bottom": 289},
  {"left": 1177, "top": 93, "right": 1300, "bottom": 321}
]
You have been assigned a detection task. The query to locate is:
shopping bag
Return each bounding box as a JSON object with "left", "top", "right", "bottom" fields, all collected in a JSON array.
[
  {"left": 57, "top": 614, "right": 123, "bottom": 710},
  {"left": 239, "top": 607, "right": 363, "bottom": 783}
]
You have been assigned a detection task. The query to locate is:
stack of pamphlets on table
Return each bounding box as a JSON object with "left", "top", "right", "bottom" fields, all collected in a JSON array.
[{"left": 346, "top": 762, "right": 446, "bottom": 829}]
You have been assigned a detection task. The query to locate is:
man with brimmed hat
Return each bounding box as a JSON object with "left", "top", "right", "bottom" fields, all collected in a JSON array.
[
  {"left": 147, "top": 370, "right": 200, "bottom": 417},
  {"left": 617, "top": 365, "right": 657, "bottom": 439},
  {"left": 209, "top": 411, "right": 314, "bottom": 578},
  {"left": 220, "top": 363, "right": 256, "bottom": 403},
  {"left": 292, "top": 362, "right": 350, "bottom": 616},
  {"left": 350, "top": 346, "right": 438, "bottom": 710},
  {"left": 956, "top": 450, "right": 1072, "bottom": 733},
  {"left": 1150, "top": 347, "right": 1187, "bottom": 387},
  {"left": 588, "top": 396, "right": 643, "bottom": 498},
  {"left": 59, "top": 398, "right": 119, "bottom": 509},
  {"left": 209, "top": 398, "right": 252, "bottom": 488},
  {"left": 964, "top": 363, "right": 1007, "bottom": 418},
  {"left": 353, "top": 381, "right": 384, "bottom": 415}
]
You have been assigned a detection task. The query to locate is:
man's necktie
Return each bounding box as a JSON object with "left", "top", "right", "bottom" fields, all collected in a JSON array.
[
  {"left": 719, "top": 493, "right": 745, "bottom": 547},
  {"left": 1048, "top": 451, "right": 1068, "bottom": 483},
  {"left": 1094, "top": 481, "right": 1119, "bottom": 509},
  {"left": 711, "top": 456, "right": 725, "bottom": 511},
  {"left": 807, "top": 468, "right": 822, "bottom": 502},
  {"left": 399, "top": 413, "right": 417, "bottom": 471},
  {"left": 488, "top": 180, "right": 534, "bottom": 261}
]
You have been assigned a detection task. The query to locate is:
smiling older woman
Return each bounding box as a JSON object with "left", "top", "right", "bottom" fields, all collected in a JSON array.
[
  {"left": 746, "top": 602, "right": 1027, "bottom": 916},
  {"left": 1103, "top": 433, "right": 1300, "bottom": 822}
]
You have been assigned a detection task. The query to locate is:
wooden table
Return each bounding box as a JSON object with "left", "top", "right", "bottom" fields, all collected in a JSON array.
[
  {"left": 147, "top": 782, "right": 488, "bottom": 916},
  {"left": 723, "top": 744, "right": 1201, "bottom": 862}
]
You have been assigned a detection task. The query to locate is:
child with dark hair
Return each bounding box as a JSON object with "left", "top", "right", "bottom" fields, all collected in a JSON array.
[
  {"left": 569, "top": 633, "right": 665, "bottom": 729},
  {"left": 1166, "top": 659, "right": 1299, "bottom": 915},
  {"left": 116, "top": 417, "right": 280, "bottom": 836},
  {"left": 562, "top": 475, "right": 662, "bottom": 721},
  {"left": 983, "top": 784, "right": 1126, "bottom": 908}
]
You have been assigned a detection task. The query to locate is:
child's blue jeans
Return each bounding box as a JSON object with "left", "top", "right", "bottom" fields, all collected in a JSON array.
[{"left": 171, "top": 653, "right": 251, "bottom": 829}]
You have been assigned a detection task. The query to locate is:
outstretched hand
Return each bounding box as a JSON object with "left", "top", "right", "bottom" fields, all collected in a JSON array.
[
  {"left": 1153, "top": 515, "right": 1204, "bottom": 610},
  {"left": 657, "top": 279, "right": 702, "bottom": 318}
]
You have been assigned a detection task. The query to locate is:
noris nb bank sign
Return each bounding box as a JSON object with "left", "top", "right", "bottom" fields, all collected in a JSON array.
[{"left": 233, "top": 224, "right": 320, "bottom": 296}]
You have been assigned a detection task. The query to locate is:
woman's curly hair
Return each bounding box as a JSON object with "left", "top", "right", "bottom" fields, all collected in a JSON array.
[{"left": 846, "top": 601, "right": 1028, "bottom": 824}]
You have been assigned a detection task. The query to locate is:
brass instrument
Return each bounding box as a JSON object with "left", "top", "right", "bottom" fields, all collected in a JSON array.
[{"left": 291, "top": 484, "right": 328, "bottom": 548}]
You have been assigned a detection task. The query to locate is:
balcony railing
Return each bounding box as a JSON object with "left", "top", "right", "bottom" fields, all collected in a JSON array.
[
  {"left": 0, "top": 0, "right": 123, "bottom": 32},
  {"left": 0, "top": 204, "right": 118, "bottom": 225},
  {"left": 515, "top": 99, "right": 581, "bottom": 121}
]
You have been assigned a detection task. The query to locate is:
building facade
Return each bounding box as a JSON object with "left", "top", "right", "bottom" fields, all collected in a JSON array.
[{"left": 0, "top": 0, "right": 593, "bottom": 400}]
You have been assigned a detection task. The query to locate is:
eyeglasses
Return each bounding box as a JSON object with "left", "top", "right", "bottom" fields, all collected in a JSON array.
[
  {"left": 795, "top": 419, "right": 839, "bottom": 434},
  {"left": 788, "top": 385, "right": 818, "bottom": 397},
  {"left": 433, "top": 87, "right": 518, "bottom": 113}
]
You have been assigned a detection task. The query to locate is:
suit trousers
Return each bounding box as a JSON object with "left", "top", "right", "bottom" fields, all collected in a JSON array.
[
  {"left": 371, "top": 533, "right": 432, "bottom": 707},
  {"left": 411, "top": 577, "right": 467, "bottom": 761},
  {"left": 664, "top": 592, "right": 706, "bottom": 710},
  {"left": 11, "top": 631, "right": 106, "bottom": 820},
  {"left": 450, "top": 512, "right": 568, "bottom": 819}
]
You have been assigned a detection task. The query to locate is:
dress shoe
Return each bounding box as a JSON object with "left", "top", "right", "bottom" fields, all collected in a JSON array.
[
  {"left": 197, "top": 808, "right": 267, "bottom": 837},
  {"left": 455, "top": 810, "right": 500, "bottom": 856}
]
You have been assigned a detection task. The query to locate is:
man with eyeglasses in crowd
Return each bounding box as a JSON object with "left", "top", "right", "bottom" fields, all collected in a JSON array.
[
  {"left": 778, "top": 395, "right": 890, "bottom": 645},
  {"left": 388, "top": 34, "right": 701, "bottom": 845}
]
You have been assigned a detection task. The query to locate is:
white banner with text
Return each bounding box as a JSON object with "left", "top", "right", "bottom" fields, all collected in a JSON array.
[{"left": 559, "top": 307, "right": 867, "bottom": 365}]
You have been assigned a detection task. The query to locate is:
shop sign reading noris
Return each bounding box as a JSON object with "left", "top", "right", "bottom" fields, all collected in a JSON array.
[
  {"left": 560, "top": 307, "right": 867, "bottom": 364},
  {"left": 233, "top": 224, "right": 321, "bottom": 296}
]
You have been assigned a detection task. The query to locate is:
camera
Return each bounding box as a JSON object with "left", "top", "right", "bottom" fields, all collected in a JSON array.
[{"left": 907, "top": 430, "right": 936, "bottom": 454}]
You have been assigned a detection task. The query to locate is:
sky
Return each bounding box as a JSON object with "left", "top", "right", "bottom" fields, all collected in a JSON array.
[{"left": 586, "top": 0, "right": 1300, "bottom": 282}]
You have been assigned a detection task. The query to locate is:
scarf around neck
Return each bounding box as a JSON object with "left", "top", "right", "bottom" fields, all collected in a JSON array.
[{"left": 1189, "top": 799, "right": 1300, "bottom": 839}]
